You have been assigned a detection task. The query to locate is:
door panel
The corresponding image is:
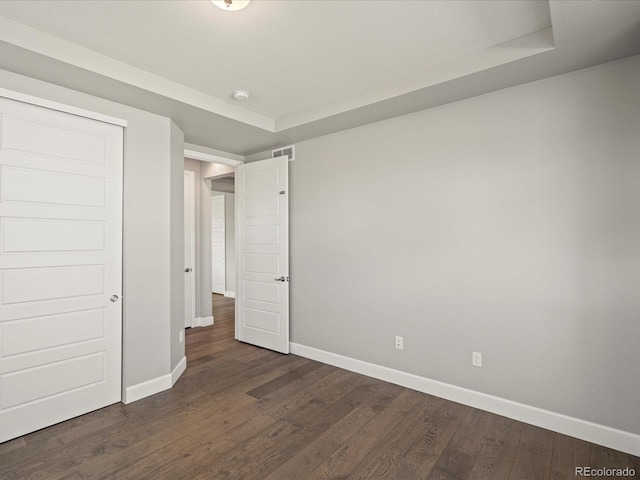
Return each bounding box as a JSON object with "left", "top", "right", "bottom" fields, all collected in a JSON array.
[
  {"left": 236, "top": 156, "right": 289, "bottom": 354},
  {"left": 1, "top": 166, "right": 106, "bottom": 207},
  {"left": 2, "top": 309, "right": 104, "bottom": 356},
  {"left": 2, "top": 218, "right": 105, "bottom": 252},
  {"left": 0, "top": 97, "right": 123, "bottom": 443},
  {"left": 1, "top": 265, "right": 105, "bottom": 304},
  {"left": 2, "top": 353, "right": 104, "bottom": 409},
  {"left": 1, "top": 113, "right": 107, "bottom": 164}
]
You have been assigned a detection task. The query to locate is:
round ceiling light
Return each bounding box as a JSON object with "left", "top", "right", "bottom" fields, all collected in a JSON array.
[
  {"left": 232, "top": 90, "right": 250, "bottom": 101},
  {"left": 211, "top": 0, "right": 251, "bottom": 11}
]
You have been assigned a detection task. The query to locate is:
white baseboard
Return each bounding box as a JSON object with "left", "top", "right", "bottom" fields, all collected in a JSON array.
[
  {"left": 171, "top": 356, "right": 187, "bottom": 386},
  {"left": 123, "top": 375, "right": 170, "bottom": 404},
  {"left": 123, "top": 356, "right": 187, "bottom": 404},
  {"left": 290, "top": 342, "right": 640, "bottom": 457},
  {"left": 193, "top": 316, "right": 214, "bottom": 327},
  {"left": 224, "top": 291, "right": 236, "bottom": 299}
]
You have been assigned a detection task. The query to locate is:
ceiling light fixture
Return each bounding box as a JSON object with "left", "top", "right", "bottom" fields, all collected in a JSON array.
[
  {"left": 211, "top": 0, "right": 251, "bottom": 11},
  {"left": 232, "top": 90, "right": 250, "bottom": 101}
]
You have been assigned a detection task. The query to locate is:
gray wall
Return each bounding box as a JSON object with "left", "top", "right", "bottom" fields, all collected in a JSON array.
[
  {"left": 253, "top": 55, "right": 640, "bottom": 435},
  {"left": 0, "top": 68, "right": 185, "bottom": 389},
  {"left": 170, "top": 121, "right": 186, "bottom": 368}
]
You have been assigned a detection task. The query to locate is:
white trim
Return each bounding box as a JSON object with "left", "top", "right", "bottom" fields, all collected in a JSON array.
[
  {"left": 123, "top": 356, "right": 187, "bottom": 404},
  {"left": 123, "top": 374, "right": 171, "bottom": 404},
  {"left": 0, "top": 87, "right": 127, "bottom": 127},
  {"left": 185, "top": 143, "right": 245, "bottom": 163},
  {"left": 184, "top": 148, "right": 244, "bottom": 167},
  {"left": 0, "top": 16, "right": 553, "bottom": 134},
  {"left": 274, "top": 28, "right": 554, "bottom": 131},
  {"left": 193, "top": 316, "right": 214, "bottom": 327},
  {"left": 0, "top": 17, "right": 273, "bottom": 131},
  {"left": 171, "top": 356, "right": 187, "bottom": 386},
  {"left": 289, "top": 342, "right": 640, "bottom": 457},
  {"left": 224, "top": 291, "right": 236, "bottom": 299}
]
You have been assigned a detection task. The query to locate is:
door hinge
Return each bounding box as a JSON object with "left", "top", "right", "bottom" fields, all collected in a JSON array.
[{"left": 279, "top": 191, "right": 286, "bottom": 195}]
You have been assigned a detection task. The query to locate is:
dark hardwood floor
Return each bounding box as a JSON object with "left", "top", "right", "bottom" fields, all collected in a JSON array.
[{"left": 1, "top": 294, "right": 638, "bottom": 479}]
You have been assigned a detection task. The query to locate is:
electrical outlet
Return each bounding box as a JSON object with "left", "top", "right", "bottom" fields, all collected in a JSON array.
[
  {"left": 472, "top": 351, "right": 482, "bottom": 367},
  {"left": 179, "top": 330, "right": 184, "bottom": 343},
  {"left": 395, "top": 336, "right": 404, "bottom": 350}
]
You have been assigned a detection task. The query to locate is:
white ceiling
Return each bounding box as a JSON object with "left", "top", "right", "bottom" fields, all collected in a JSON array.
[
  {"left": 0, "top": 0, "right": 639, "bottom": 157},
  {"left": 0, "top": 0, "right": 551, "bottom": 118}
]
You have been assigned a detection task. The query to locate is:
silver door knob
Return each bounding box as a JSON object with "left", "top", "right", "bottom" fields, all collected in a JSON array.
[
  {"left": 274, "top": 276, "right": 286, "bottom": 282},
  {"left": 110, "top": 295, "right": 119, "bottom": 302},
  {"left": 185, "top": 268, "right": 192, "bottom": 273}
]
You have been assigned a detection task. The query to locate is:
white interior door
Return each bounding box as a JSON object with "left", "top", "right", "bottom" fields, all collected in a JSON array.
[
  {"left": 184, "top": 171, "right": 195, "bottom": 328},
  {"left": 211, "top": 195, "right": 225, "bottom": 295},
  {"left": 0, "top": 96, "right": 123, "bottom": 443},
  {"left": 236, "top": 156, "right": 289, "bottom": 354}
]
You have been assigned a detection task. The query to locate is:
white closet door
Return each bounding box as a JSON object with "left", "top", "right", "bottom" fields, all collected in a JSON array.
[
  {"left": 0, "top": 97, "right": 123, "bottom": 443},
  {"left": 211, "top": 195, "right": 225, "bottom": 295}
]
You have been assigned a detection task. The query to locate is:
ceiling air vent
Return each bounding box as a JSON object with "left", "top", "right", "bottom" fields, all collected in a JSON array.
[{"left": 272, "top": 145, "right": 295, "bottom": 161}]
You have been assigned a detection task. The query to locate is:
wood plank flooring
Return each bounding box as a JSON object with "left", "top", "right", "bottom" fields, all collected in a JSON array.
[{"left": 1, "top": 294, "right": 638, "bottom": 479}]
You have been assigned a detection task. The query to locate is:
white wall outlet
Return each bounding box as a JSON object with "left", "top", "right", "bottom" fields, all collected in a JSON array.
[
  {"left": 472, "top": 351, "right": 482, "bottom": 367},
  {"left": 179, "top": 330, "right": 184, "bottom": 343},
  {"left": 395, "top": 336, "right": 404, "bottom": 350}
]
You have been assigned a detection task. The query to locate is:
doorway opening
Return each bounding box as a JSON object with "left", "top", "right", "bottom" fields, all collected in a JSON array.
[
  {"left": 210, "top": 172, "right": 236, "bottom": 333},
  {"left": 183, "top": 152, "right": 289, "bottom": 354}
]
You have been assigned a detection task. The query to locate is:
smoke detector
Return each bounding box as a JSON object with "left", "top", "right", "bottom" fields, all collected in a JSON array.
[{"left": 232, "top": 90, "right": 250, "bottom": 101}]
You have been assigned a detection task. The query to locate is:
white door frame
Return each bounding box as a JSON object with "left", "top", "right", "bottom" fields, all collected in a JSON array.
[{"left": 184, "top": 170, "right": 196, "bottom": 328}]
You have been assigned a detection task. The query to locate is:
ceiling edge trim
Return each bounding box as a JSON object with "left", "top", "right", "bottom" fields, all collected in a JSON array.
[
  {"left": 184, "top": 148, "right": 244, "bottom": 166},
  {"left": 0, "top": 85, "right": 127, "bottom": 126},
  {"left": 0, "top": 15, "right": 275, "bottom": 133},
  {"left": 274, "top": 27, "right": 555, "bottom": 132}
]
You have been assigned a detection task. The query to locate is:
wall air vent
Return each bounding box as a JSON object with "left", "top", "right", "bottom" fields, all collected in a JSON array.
[{"left": 272, "top": 144, "right": 295, "bottom": 161}]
